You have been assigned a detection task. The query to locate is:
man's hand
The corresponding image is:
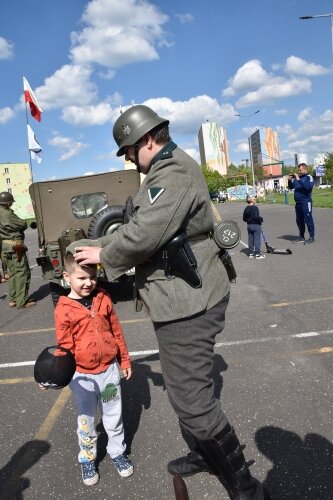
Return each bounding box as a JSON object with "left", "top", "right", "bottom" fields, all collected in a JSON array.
[{"left": 73, "top": 246, "right": 102, "bottom": 265}]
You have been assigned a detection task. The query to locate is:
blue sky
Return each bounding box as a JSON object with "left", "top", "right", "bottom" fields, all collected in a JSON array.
[{"left": 1, "top": 0, "right": 332, "bottom": 182}]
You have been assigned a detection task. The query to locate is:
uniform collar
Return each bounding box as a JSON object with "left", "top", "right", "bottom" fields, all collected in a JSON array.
[{"left": 150, "top": 141, "right": 177, "bottom": 168}]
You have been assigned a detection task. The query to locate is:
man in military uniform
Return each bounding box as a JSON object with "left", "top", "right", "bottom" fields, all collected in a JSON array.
[
  {"left": 72, "top": 105, "right": 269, "bottom": 500},
  {"left": 0, "top": 192, "right": 36, "bottom": 309}
]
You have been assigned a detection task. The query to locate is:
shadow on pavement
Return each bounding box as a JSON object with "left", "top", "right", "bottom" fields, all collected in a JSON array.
[
  {"left": 276, "top": 234, "right": 300, "bottom": 242},
  {"left": 0, "top": 440, "right": 51, "bottom": 500},
  {"left": 96, "top": 353, "right": 229, "bottom": 466},
  {"left": 256, "top": 426, "right": 333, "bottom": 499}
]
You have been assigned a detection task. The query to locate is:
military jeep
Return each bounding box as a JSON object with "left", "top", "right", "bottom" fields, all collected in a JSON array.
[{"left": 29, "top": 169, "right": 140, "bottom": 304}]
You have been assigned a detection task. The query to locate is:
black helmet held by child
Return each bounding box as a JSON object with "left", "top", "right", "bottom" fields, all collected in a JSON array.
[{"left": 34, "top": 345, "right": 76, "bottom": 389}]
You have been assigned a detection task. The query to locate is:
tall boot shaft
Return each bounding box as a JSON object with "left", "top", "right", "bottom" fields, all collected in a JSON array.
[{"left": 197, "top": 424, "right": 270, "bottom": 500}]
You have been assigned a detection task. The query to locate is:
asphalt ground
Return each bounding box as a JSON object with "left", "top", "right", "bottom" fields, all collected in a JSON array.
[{"left": 0, "top": 201, "right": 332, "bottom": 500}]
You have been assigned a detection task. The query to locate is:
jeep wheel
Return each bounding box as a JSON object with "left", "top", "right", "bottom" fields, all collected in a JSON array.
[{"left": 87, "top": 205, "right": 124, "bottom": 238}]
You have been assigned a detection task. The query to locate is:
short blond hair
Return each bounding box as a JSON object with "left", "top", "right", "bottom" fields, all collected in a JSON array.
[{"left": 64, "top": 252, "right": 96, "bottom": 274}]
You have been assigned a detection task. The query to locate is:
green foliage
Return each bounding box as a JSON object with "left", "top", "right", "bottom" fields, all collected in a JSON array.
[{"left": 323, "top": 153, "right": 333, "bottom": 184}]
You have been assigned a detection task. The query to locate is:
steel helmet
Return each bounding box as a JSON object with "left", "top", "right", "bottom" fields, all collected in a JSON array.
[
  {"left": 113, "top": 105, "right": 169, "bottom": 156},
  {"left": 0, "top": 192, "right": 15, "bottom": 205},
  {"left": 34, "top": 345, "right": 76, "bottom": 389}
]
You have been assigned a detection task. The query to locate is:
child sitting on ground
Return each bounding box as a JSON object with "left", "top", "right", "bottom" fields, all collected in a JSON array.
[{"left": 40, "top": 252, "right": 133, "bottom": 485}]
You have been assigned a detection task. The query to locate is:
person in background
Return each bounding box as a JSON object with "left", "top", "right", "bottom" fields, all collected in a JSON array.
[
  {"left": 40, "top": 252, "right": 133, "bottom": 486},
  {"left": 288, "top": 163, "right": 315, "bottom": 244},
  {"left": 243, "top": 195, "right": 265, "bottom": 259},
  {"left": 0, "top": 192, "right": 36, "bottom": 308},
  {"left": 71, "top": 105, "right": 269, "bottom": 500}
]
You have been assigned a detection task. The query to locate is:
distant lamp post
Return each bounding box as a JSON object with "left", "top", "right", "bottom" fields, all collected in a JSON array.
[
  {"left": 235, "top": 109, "right": 260, "bottom": 118},
  {"left": 299, "top": 13, "right": 333, "bottom": 61}
]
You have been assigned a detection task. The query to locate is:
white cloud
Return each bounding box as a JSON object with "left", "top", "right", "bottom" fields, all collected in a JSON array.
[
  {"left": 70, "top": 0, "right": 169, "bottom": 68},
  {"left": 0, "top": 37, "right": 14, "bottom": 60},
  {"left": 275, "top": 109, "right": 288, "bottom": 115},
  {"left": 176, "top": 13, "right": 194, "bottom": 23},
  {"left": 285, "top": 55, "right": 329, "bottom": 76},
  {"left": 234, "top": 141, "right": 251, "bottom": 153},
  {"left": 48, "top": 135, "right": 89, "bottom": 161},
  {"left": 223, "top": 60, "right": 269, "bottom": 97},
  {"left": 142, "top": 95, "right": 237, "bottom": 134},
  {"left": 284, "top": 109, "right": 333, "bottom": 158},
  {"left": 35, "top": 64, "right": 97, "bottom": 110},
  {"left": 62, "top": 101, "right": 114, "bottom": 125},
  {"left": 184, "top": 148, "right": 200, "bottom": 162},
  {"left": 0, "top": 107, "right": 15, "bottom": 124},
  {"left": 297, "top": 107, "right": 312, "bottom": 122},
  {"left": 236, "top": 77, "right": 311, "bottom": 108}
]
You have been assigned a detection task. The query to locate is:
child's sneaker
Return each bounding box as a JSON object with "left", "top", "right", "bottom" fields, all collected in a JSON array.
[
  {"left": 111, "top": 454, "right": 134, "bottom": 477},
  {"left": 255, "top": 254, "right": 265, "bottom": 259},
  {"left": 81, "top": 461, "right": 99, "bottom": 485},
  {"left": 248, "top": 253, "right": 255, "bottom": 258}
]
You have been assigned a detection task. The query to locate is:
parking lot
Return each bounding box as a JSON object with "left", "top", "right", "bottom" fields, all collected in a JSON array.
[{"left": 0, "top": 201, "right": 332, "bottom": 500}]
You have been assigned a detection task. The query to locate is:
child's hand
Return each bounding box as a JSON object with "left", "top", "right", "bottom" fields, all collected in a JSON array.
[
  {"left": 122, "top": 368, "right": 132, "bottom": 380},
  {"left": 38, "top": 383, "right": 49, "bottom": 391}
]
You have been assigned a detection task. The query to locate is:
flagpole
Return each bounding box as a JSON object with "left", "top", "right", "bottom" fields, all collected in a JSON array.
[{"left": 24, "top": 92, "right": 34, "bottom": 184}]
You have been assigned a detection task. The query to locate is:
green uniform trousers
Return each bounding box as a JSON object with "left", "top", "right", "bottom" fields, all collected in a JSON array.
[{"left": 5, "top": 252, "right": 31, "bottom": 307}]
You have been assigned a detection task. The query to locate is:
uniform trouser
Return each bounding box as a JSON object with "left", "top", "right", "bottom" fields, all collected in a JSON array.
[
  {"left": 69, "top": 361, "right": 126, "bottom": 463},
  {"left": 5, "top": 252, "right": 31, "bottom": 307},
  {"left": 0, "top": 246, "right": 8, "bottom": 274},
  {"left": 247, "top": 224, "right": 262, "bottom": 254},
  {"left": 153, "top": 294, "right": 230, "bottom": 441},
  {"left": 295, "top": 200, "right": 315, "bottom": 239}
]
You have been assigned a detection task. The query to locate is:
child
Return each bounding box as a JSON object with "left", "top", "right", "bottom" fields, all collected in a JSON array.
[
  {"left": 40, "top": 252, "right": 133, "bottom": 485},
  {"left": 242, "top": 195, "right": 265, "bottom": 259}
]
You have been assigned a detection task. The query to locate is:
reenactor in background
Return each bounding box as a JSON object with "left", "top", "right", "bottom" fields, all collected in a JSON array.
[{"left": 0, "top": 192, "right": 36, "bottom": 309}]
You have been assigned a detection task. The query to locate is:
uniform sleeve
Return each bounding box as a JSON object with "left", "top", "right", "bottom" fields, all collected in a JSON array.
[
  {"left": 1, "top": 210, "right": 27, "bottom": 233},
  {"left": 99, "top": 158, "right": 194, "bottom": 278},
  {"left": 108, "top": 304, "right": 131, "bottom": 370},
  {"left": 54, "top": 305, "right": 75, "bottom": 354}
]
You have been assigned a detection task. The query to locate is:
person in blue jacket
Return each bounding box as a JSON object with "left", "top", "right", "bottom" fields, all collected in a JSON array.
[{"left": 288, "top": 163, "right": 315, "bottom": 244}]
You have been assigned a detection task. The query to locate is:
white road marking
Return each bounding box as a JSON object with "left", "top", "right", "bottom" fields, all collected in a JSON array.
[{"left": 1, "top": 329, "right": 332, "bottom": 369}]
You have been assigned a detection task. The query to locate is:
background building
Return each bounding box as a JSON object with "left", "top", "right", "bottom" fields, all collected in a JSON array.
[
  {"left": 0, "top": 163, "right": 34, "bottom": 219},
  {"left": 198, "top": 121, "right": 229, "bottom": 176},
  {"left": 249, "top": 128, "right": 283, "bottom": 191}
]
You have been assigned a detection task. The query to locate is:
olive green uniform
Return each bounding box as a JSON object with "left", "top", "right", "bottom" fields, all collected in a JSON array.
[{"left": 0, "top": 205, "right": 31, "bottom": 307}]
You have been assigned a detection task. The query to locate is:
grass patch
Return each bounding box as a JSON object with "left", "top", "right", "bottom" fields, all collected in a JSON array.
[{"left": 258, "top": 189, "right": 333, "bottom": 209}]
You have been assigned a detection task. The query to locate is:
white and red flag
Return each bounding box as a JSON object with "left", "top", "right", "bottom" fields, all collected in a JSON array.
[
  {"left": 23, "top": 77, "right": 42, "bottom": 122},
  {"left": 27, "top": 124, "right": 42, "bottom": 163}
]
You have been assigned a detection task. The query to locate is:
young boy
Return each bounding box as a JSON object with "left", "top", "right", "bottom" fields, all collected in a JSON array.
[
  {"left": 40, "top": 252, "right": 133, "bottom": 485},
  {"left": 242, "top": 195, "right": 265, "bottom": 259}
]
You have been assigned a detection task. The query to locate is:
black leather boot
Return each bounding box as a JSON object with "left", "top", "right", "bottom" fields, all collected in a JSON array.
[
  {"left": 167, "top": 449, "right": 215, "bottom": 477},
  {"left": 197, "top": 424, "right": 270, "bottom": 500}
]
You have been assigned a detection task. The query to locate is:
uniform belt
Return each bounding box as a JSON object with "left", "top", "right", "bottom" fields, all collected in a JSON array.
[
  {"left": 2, "top": 239, "right": 23, "bottom": 245},
  {"left": 188, "top": 233, "right": 211, "bottom": 242}
]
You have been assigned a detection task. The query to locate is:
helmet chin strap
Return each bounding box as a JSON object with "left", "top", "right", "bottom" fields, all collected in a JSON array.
[{"left": 134, "top": 143, "right": 142, "bottom": 173}]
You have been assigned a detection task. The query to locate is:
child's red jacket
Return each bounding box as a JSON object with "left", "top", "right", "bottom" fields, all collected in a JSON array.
[{"left": 54, "top": 289, "right": 131, "bottom": 374}]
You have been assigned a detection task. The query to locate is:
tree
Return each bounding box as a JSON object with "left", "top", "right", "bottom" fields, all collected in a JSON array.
[{"left": 323, "top": 153, "right": 333, "bottom": 184}]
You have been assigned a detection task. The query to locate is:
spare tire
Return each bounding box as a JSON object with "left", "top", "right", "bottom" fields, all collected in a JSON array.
[{"left": 87, "top": 205, "right": 124, "bottom": 238}]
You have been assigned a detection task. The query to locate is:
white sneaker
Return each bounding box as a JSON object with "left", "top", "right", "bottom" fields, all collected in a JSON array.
[
  {"left": 255, "top": 254, "right": 265, "bottom": 259},
  {"left": 248, "top": 253, "right": 255, "bottom": 258}
]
